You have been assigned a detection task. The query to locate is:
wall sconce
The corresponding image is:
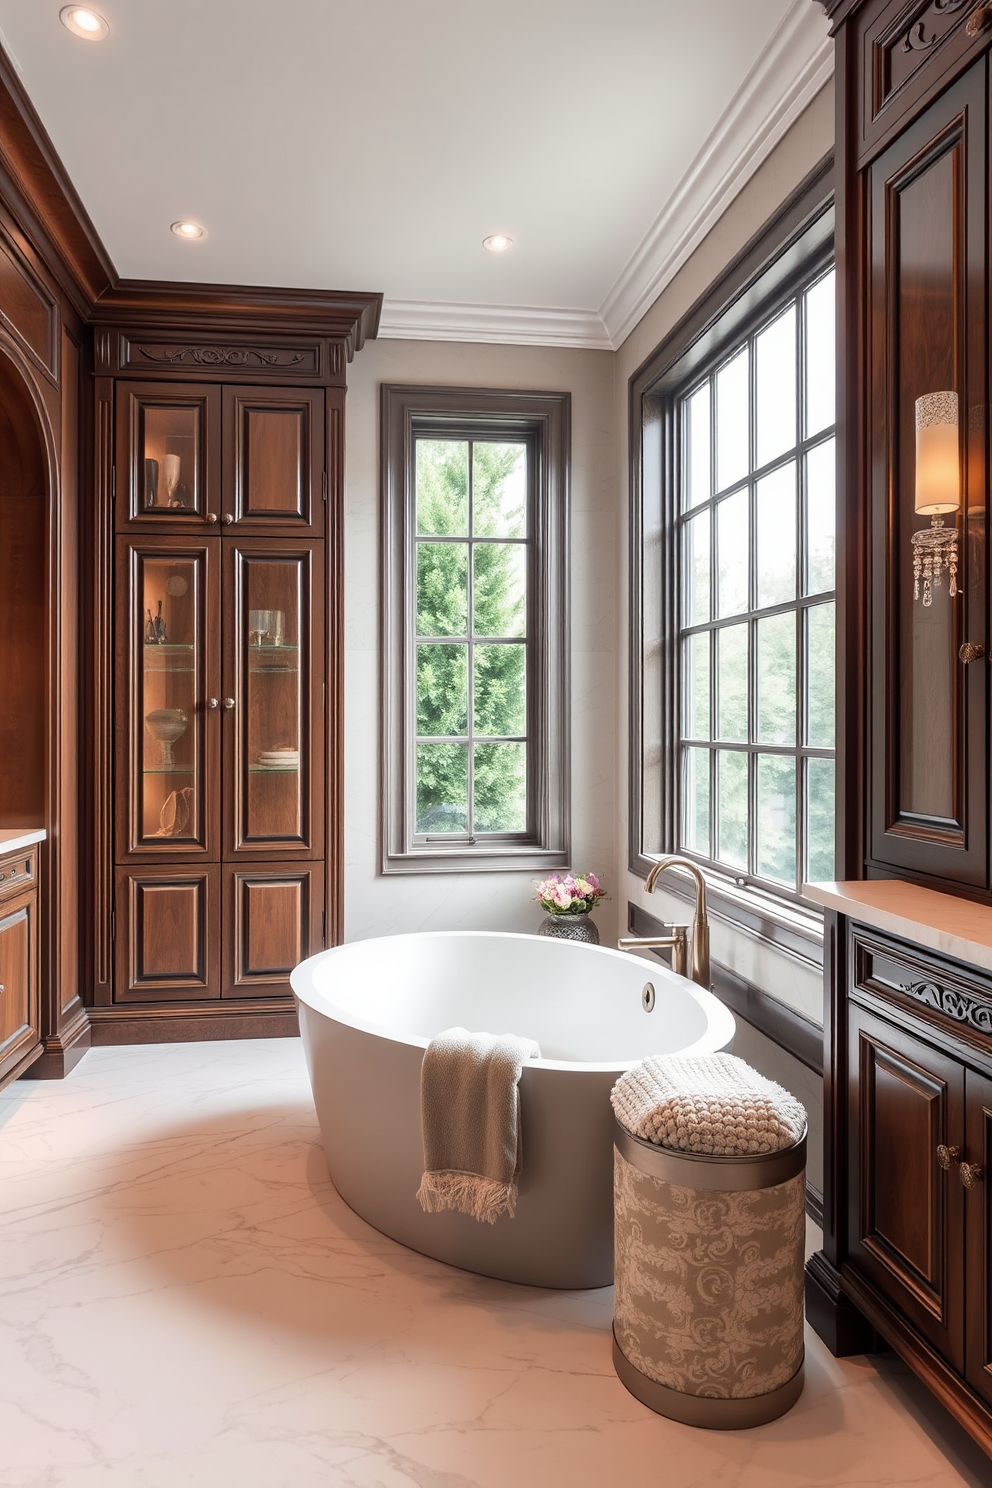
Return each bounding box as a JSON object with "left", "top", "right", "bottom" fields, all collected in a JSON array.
[{"left": 912, "top": 390, "right": 960, "bottom": 607}]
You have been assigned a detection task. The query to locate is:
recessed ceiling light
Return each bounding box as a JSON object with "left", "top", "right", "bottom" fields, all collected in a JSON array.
[
  {"left": 171, "top": 220, "right": 205, "bottom": 241},
  {"left": 60, "top": 6, "right": 110, "bottom": 40},
  {"left": 483, "top": 234, "right": 513, "bottom": 253}
]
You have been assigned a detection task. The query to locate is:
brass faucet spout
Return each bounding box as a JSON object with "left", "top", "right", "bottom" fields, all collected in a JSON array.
[{"left": 641, "top": 856, "right": 711, "bottom": 990}]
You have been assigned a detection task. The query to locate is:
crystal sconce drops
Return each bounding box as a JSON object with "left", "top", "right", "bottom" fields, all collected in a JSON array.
[{"left": 912, "top": 391, "right": 960, "bottom": 607}]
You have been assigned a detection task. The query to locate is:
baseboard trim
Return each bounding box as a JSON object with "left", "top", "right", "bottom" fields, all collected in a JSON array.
[
  {"left": 805, "top": 1182, "right": 824, "bottom": 1229},
  {"left": 87, "top": 1002, "right": 299, "bottom": 1045},
  {"left": 28, "top": 1005, "right": 92, "bottom": 1079}
]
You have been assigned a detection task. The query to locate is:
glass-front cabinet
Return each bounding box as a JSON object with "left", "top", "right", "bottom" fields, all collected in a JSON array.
[
  {"left": 117, "top": 538, "right": 220, "bottom": 858},
  {"left": 224, "top": 540, "right": 324, "bottom": 858},
  {"left": 113, "top": 380, "right": 327, "bottom": 1005},
  {"left": 116, "top": 383, "right": 221, "bottom": 528}
]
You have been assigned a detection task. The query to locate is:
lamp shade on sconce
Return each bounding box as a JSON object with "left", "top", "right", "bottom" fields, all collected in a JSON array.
[{"left": 915, "top": 391, "right": 960, "bottom": 514}]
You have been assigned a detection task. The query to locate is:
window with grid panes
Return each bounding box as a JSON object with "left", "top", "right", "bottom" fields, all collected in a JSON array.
[
  {"left": 381, "top": 386, "right": 569, "bottom": 873},
  {"left": 413, "top": 436, "right": 530, "bottom": 840},
  {"left": 677, "top": 267, "right": 836, "bottom": 897}
]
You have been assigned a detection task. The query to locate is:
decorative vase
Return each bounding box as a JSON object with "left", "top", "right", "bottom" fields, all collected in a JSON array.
[
  {"left": 538, "top": 912, "right": 600, "bottom": 945},
  {"left": 145, "top": 707, "right": 189, "bottom": 768}
]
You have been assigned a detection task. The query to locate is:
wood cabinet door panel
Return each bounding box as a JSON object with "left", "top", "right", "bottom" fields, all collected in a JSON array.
[
  {"left": 847, "top": 1002, "right": 965, "bottom": 1369},
  {"left": 0, "top": 889, "right": 38, "bottom": 1080},
  {"left": 115, "top": 866, "right": 220, "bottom": 1001},
  {"left": 867, "top": 63, "right": 988, "bottom": 887},
  {"left": 115, "top": 536, "right": 221, "bottom": 860},
  {"left": 223, "top": 387, "right": 324, "bottom": 534},
  {"left": 116, "top": 381, "right": 221, "bottom": 531},
  {"left": 221, "top": 539, "right": 324, "bottom": 859},
  {"left": 965, "top": 1068, "right": 992, "bottom": 1408},
  {"left": 223, "top": 862, "right": 323, "bottom": 998}
]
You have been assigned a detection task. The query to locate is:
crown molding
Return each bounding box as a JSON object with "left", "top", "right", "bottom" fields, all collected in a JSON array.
[
  {"left": 91, "top": 279, "right": 382, "bottom": 357},
  {"left": 601, "top": 0, "right": 834, "bottom": 348},
  {"left": 0, "top": 44, "right": 115, "bottom": 315},
  {"left": 378, "top": 298, "right": 612, "bottom": 350}
]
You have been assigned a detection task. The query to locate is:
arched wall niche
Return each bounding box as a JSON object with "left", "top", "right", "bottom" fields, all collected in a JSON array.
[{"left": 0, "top": 345, "right": 48, "bottom": 827}]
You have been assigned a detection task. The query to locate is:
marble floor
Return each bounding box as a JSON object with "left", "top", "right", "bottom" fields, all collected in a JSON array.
[{"left": 1, "top": 1041, "right": 990, "bottom": 1488}]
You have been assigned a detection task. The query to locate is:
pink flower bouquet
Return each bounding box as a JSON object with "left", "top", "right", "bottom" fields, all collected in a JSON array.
[{"left": 534, "top": 871, "right": 604, "bottom": 917}]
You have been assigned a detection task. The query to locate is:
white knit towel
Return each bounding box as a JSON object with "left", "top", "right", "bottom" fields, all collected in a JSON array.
[{"left": 611, "top": 1052, "right": 806, "bottom": 1156}]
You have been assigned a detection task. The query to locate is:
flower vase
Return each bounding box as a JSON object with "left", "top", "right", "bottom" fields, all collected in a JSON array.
[{"left": 537, "top": 912, "right": 599, "bottom": 945}]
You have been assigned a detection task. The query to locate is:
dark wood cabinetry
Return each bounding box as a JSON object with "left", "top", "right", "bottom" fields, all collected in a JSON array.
[
  {"left": 814, "top": 0, "right": 992, "bottom": 1457},
  {"left": 0, "top": 843, "right": 40, "bottom": 1083},
  {"left": 99, "top": 349, "right": 338, "bottom": 1029},
  {"left": 867, "top": 59, "right": 989, "bottom": 886},
  {"left": 809, "top": 901, "right": 992, "bottom": 1455}
]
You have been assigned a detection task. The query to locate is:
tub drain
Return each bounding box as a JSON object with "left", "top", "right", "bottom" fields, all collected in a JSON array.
[{"left": 641, "top": 982, "right": 656, "bottom": 1013}]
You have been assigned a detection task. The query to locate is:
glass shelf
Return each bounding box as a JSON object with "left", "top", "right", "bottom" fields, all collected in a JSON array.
[
  {"left": 249, "top": 765, "right": 300, "bottom": 774},
  {"left": 142, "top": 768, "right": 195, "bottom": 776},
  {"left": 249, "top": 664, "right": 299, "bottom": 674}
]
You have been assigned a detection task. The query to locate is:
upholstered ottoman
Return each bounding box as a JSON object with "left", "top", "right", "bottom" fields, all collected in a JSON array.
[{"left": 611, "top": 1053, "right": 807, "bottom": 1429}]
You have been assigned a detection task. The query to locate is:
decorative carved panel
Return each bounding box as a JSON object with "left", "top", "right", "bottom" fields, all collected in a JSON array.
[
  {"left": 874, "top": 0, "right": 972, "bottom": 118},
  {"left": 118, "top": 337, "right": 321, "bottom": 378},
  {"left": 855, "top": 931, "right": 992, "bottom": 1050}
]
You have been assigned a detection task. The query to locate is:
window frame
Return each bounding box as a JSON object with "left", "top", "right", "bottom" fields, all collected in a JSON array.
[
  {"left": 381, "top": 385, "right": 570, "bottom": 874},
  {"left": 628, "top": 158, "right": 834, "bottom": 967}
]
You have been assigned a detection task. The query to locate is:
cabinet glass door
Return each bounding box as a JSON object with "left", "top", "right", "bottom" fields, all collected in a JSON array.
[
  {"left": 116, "top": 382, "right": 221, "bottom": 529},
  {"left": 117, "top": 538, "right": 220, "bottom": 858},
  {"left": 224, "top": 541, "right": 324, "bottom": 857}
]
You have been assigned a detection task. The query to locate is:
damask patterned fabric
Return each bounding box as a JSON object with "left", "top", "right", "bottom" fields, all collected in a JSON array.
[{"left": 613, "top": 1149, "right": 805, "bottom": 1400}]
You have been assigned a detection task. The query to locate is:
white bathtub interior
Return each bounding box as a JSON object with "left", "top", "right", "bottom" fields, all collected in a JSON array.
[{"left": 300, "top": 929, "right": 733, "bottom": 1066}]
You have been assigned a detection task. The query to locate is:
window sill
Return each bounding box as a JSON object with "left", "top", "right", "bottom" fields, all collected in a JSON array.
[
  {"left": 631, "top": 857, "right": 824, "bottom": 971},
  {"left": 382, "top": 844, "right": 570, "bottom": 875}
]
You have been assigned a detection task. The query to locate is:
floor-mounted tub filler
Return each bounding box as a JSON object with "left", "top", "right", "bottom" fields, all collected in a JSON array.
[{"left": 292, "top": 931, "right": 735, "bottom": 1288}]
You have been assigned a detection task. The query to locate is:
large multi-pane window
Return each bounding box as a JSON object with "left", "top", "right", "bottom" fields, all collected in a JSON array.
[
  {"left": 381, "top": 386, "right": 569, "bottom": 873},
  {"left": 675, "top": 267, "right": 836, "bottom": 897}
]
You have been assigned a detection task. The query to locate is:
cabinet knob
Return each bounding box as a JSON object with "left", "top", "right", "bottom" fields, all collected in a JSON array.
[
  {"left": 222, "top": 697, "right": 236, "bottom": 710},
  {"left": 222, "top": 513, "right": 234, "bottom": 525},
  {"left": 966, "top": 5, "right": 992, "bottom": 37},
  {"left": 958, "top": 642, "right": 985, "bottom": 664},
  {"left": 206, "top": 697, "right": 219, "bottom": 710},
  {"left": 937, "top": 1144, "right": 961, "bottom": 1169},
  {"left": 960, "top": 1161, "right": 984, "bottom": 1189},
  {"left": 0, "top": 984, "right": 4, "bottom": 993},
  {"left": 204, "top": 513, "right": 218, "bottom": 525}
]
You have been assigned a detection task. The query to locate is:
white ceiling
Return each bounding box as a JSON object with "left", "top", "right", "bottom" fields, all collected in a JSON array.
[{"left": 0, "top": 0, "right": 831, "bottom": 347}]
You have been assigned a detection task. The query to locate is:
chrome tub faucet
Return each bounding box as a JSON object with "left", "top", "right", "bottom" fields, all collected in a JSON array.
[{"left": 617, "top": 855, "right": 711, "bottom": 990}]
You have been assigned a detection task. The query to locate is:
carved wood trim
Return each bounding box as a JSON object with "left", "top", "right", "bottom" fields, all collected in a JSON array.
[
  {"left": 853, "top": 929, "right": 992, "bottom": 1053},
  {"left": 137, "top": 346, "right": 308, "bottom": 369}
]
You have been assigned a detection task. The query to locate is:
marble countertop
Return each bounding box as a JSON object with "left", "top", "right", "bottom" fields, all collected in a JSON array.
[
  {"left": 804, "top": 878, "right": 992, "bottom": 974},
  {"left": 0, "top": 827, "right": 46, "bottom": 855}
]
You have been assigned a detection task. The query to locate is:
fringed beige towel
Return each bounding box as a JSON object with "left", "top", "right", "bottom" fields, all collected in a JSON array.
[
  {"left": 611, "top": 1052, "right": 807, "bottom": 1155},
  {"left": 417, "top": 1026, "right": 540, "bottom": 1223}
]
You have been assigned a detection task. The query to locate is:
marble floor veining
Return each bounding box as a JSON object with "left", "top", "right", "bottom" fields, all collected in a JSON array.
[{"left": 1, "top": 1040, "right": 989, "bottom": 1488}]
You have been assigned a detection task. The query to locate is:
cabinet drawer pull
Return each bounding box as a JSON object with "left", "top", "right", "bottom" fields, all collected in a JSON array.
[
  {"left": 937, "top": 1144, "right": 962, "bottom": 1169},
  {"left": 958, "top": 641, "right": 985, "bottom": 664},
  {"left": 222, "top": 697, "right": 236, "bottom": 710},
  {"left": 960, "top": 1161, "right": 984, "bottom": 1189},
  {"left": 966, "top": 5, "right": 992, "bottom": 37},
  {"left": 206, "top": 697, "right": 219, "bottom": 710},
  {"left": 204, "top": 513, "right": 218, "bottom": 525}
]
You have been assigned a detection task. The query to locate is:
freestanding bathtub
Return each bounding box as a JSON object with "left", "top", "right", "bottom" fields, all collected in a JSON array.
[{"left": 292, "top": 931, "right": 735, "bottom": 1289}]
